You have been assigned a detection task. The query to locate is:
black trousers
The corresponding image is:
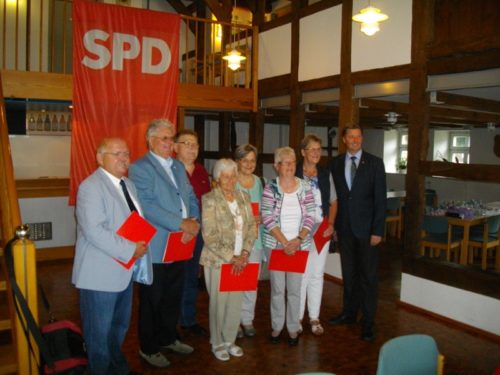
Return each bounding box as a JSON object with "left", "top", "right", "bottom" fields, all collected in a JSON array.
[
  {"left": 138, "top": 261, "right": 185, "bottom": 354},
  {"left": 338, "top": 227, "right": 379, "bottom": 328}
]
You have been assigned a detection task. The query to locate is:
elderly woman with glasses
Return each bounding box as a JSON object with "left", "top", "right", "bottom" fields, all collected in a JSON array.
[
  {"left": 296, "top": 134, "right": 337, "bottom": 336},
  {"left": 261, "top": 147, "right": 315, "bottom": 346},
  {"left": 200, "top": 158, "right": 256, "bottom": 361},
  {"left": 234, "top": 144, "right": 265, "bottom": 338}
]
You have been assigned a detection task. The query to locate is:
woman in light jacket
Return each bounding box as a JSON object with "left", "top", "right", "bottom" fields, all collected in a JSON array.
[
  {"left": 261, "top": 147, "right": 315, "bottom": 346},
  {"left": 200, "top": 158, "right": 256, "bottom": 361}
]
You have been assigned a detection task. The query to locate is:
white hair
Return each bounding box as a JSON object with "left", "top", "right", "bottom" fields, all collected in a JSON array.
[{"left": 213, "top": 158, "right": 238, "bottom": 180}]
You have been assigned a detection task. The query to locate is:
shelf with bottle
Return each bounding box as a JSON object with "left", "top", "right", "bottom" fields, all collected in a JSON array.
[{"left": 26, "top": 110, "right": 72, "bottom": 136}]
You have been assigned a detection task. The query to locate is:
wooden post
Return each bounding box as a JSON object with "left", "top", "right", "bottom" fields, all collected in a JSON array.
[
  {"left": 405, "top": 0, "right": 435, "bottom": 256},
  {"left": 338, "top": 0, "right": 356, "bottom": 154},
  {"left": 12, "top": 226, "right": 39, "bottom": 375}
]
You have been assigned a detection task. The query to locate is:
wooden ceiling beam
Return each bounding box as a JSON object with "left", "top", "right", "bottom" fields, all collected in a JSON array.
[
  {"left": 434, "top": 91, "right": 500, "bottom": 114},
  {"left": 166, "top": 0, "right": 192, "bottom": 16},
  {"left": 204, "top": 0, "right": 232, "bottom": 23},
  {"left": 360, "top": 98, "right": 409, "bottom": 113}
]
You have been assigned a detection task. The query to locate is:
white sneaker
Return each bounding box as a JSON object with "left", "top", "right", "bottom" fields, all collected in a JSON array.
[
  {"left": 225, "top": 343, "right": 243, "bottom": 357},
  {"left": 139, "top": 350, "right": 170, "bottom": 368},
  {"left": 212, "top": 345, "right": 230, "bottom": 361}
]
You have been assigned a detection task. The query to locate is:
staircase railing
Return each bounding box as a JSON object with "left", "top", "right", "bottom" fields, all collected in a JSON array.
[{"left": 1, "top": 72, "right": 40, "bottom": 374}]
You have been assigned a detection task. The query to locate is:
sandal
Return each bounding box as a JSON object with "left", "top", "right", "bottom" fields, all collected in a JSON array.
[
  {"left": 212, "top": 345, "right": 230, "bottom": 361},
  {"left": 310, "top": 320, "right": 324, "bottom": 336},
  {"left": 225, "top": 343, "right": 244, "bottom": 357}
]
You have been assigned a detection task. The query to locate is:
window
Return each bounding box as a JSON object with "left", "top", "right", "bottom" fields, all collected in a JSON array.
[
  {"left": 449, "top": 131, "right": 470, "bottom": 164},
  {"left": 397, "top": 130, "right": 408, "bottom": 171}
]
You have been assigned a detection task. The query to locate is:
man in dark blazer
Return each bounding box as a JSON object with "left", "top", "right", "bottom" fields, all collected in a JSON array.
[
  {"left": 72, "top": 137, "right": 148, "bottom": 374},
  {"left": 329, "top": 125, "right": 386, "bottom": 341},
  {"left": 129, "top": 119, "right": 200, "bottom": 368}
]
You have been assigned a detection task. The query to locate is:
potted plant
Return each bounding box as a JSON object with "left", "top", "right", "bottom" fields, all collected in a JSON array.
[{"left": 397, "top": 158, "right": 407, "bottom": 173}]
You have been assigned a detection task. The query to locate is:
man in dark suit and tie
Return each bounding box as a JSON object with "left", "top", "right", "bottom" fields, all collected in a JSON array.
[
  {"left": 72, "top": 137, "right": 148, "bottom": 375},
  {"left": 329, "top": 125, "right": 386, "bottom": 341},
  {"left": 129, "top": 119, "right": 200, "bottom": 368}
]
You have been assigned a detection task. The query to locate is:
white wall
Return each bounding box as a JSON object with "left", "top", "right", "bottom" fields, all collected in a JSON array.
[
  {"left": 401, "top": 274, "right": 500, "bottom": 335},
  {"left": 299, "top": 5, "right": 341, "bottom": 81},
  {"left": 351, "top": 0, "right": 412, "bottom": 72},
  {"left": 258, "top": 25, "right": 291, "bottom": 80}
]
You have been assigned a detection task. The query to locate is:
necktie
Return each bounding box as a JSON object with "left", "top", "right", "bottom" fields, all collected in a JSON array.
[
  {"left": 350, "top": 156, "right": 357, "bottom": 188},
  {"left": 120, "top": 180, "right": 137, "bottom": 212}
]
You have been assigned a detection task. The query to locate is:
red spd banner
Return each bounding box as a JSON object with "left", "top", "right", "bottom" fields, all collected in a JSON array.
[{"left": 70, "top": 0, "right": 180, "bottom": 204}]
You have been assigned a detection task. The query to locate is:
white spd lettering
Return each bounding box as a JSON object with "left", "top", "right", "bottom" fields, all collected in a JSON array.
[{"left": 81, "top": 29, "right": 171, "bottom": 75}]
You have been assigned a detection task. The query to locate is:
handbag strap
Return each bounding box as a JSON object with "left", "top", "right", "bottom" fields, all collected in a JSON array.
[
  {"left": 4, "top": 239, "right": 55, "bottom": 370},
  {"left": 38, "top": 282, "right": 56, "bottom": 323}
]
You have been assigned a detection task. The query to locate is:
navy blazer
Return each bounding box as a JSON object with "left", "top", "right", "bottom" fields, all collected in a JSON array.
[
  {"left": 129, "top": 153, "right": 200, "bottom": 263},
  {"left": 330, "top": 151, "right": 386, "bottom": 239}
]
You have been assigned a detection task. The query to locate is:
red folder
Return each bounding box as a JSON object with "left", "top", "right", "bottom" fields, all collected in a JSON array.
[
  {"left": 219, "top": 262, "right": 260, "bottom": 292},
  {"left": 162, "top": 232, "right": 196, "bottom": 262},
  {"left": 313, "top": 218, "right": 331, "bottom": 254},
  {"left": 115, "top": 211, "right": 157, "bottom": 269},
  {"left": 268, "top": 249, "right": 309, "bottom": 274},
  {"left": 251, "top": 202, "right": 260, "bottom": 216}
]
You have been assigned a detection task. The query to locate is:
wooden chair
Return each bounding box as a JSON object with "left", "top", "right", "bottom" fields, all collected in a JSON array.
[
  {"left": 467, "top": 214, "right": 500, "bottom": 272},
  {"left": 385, "top": 197, "right": 402, "bottom": 240},
  {"left": 421, "top": 215, "right": 462, "bottom": 262}
]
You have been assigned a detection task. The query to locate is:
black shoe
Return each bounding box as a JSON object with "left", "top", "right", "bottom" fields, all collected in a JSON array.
[
  {"left": 328, "top": 313, "right": 356, "bottom": 326},
  {"left": 181, "top": 323, "right": 208, "bottom": 337},
  {"left": 288, "top": 335, "right": 299, "bottom": 346},
  {"left": 270, "top": 332, "right": 281, "bottom": 344},
  {"left": 361, "top": 326, "right": 375, "bottom": 342}
]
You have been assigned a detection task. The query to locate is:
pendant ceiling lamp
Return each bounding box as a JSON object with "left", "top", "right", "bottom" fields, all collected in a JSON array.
[
  {"left": 222, "top": 0, "right": 246, "bottom": 71},
  {"left": 352, "top": 2, "right": 389, "bottom": 36}
]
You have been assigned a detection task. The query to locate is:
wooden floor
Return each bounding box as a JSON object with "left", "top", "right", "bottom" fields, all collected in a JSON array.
[{"left": 35, "top": 240, "right": 500, "bottom": 375}]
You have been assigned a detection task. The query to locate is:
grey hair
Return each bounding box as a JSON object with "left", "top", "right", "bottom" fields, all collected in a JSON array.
[
  {"left": 274, "top": 146, "right": 296, "bottom": 165},
  {"left": 234, "top": 143, "right": 258, "bottom": 161},
  {"left": 146, "top": 118, "right": 174, "bottom": 141},
  {"left": 213, "top": 158, "right": 238, "bottom": 180}
]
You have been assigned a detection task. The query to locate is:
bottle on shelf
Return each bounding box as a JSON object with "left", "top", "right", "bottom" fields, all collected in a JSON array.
[
  {"left": 36, "top": 112, "right": 44, "bottom": 131},
  {"left": 67, "top": 113, "right": 72, "bottom": 132},
  {"left": 43, "top": 112, "right": 51, "bottom": 131},
  {"left": 28, "top": 113, "right": 36, "bottom": 132},
  {"left": 58, "top": 113, "right": 67, "bottom": 132},
  {"left": 51, "top": 113, "right": 59, "bottom": 131}
]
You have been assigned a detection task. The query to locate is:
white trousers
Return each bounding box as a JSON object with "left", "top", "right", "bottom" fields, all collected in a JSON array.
[
  {"left": 240, "top": 247, "right": 263, "bottom": 326},
  {"left": 299, "top": 239, "right": 330, "bottom": 321}
]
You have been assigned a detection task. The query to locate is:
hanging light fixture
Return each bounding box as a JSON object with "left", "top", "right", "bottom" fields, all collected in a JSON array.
[
  {"left": 223, "top": 48, "right": 246, "bottom": 71},
  {"left": 222, "top": 0, "right": 246, "bottom": 71},
  {"left": 352, "top": 2, "right": 389, "bottom": 36}
]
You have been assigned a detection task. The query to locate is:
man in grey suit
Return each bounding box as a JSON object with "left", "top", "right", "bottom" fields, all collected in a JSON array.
[
  {"left": 329, "top": 125, "right": 386, "bottom": 342},
  {"left": 72, "top": 137, "right": 148, "bottom": 375},
  {"left": 129, "top": 119, "right": 200, "bottom": 368}
]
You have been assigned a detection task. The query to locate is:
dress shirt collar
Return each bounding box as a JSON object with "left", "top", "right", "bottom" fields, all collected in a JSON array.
[
  {"left": 346, "top": 149, "right": 363, "bottom": 163},
  {"left": 100, "top": 167, "right": 122, "bottom": 188},
  {"left": 150, "top": 151, "right": 173, "bottom": 168}
]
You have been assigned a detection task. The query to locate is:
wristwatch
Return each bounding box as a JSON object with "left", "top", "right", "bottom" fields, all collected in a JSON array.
[{"left": 296, "top": 235, "right": 304, "bottom": 242}]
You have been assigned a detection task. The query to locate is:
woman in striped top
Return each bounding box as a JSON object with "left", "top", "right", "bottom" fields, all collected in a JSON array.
[{"left": 261, "top": 146, "right": 315, "bottom": 346}]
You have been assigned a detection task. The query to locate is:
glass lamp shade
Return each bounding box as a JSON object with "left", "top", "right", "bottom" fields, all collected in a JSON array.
[
  {"left": 352, "top": 6, "right": 388, "bottom": 36},
  {"left": 222, "top": 48, "right": 246, "bottom": 71}
]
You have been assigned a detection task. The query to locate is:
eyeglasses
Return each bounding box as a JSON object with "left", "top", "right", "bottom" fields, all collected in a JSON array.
[
  {"left": 102, "top": 151, "right": 130, "bottom": 158},
  {"left": 305, "top": 147, "right": 322, "bottom": 153},
  {"left": 176, "top": 141, "right": 199, "bottom": 148},
  {"left": 152, "top": 135, "right": 175, "bottom": 143}
]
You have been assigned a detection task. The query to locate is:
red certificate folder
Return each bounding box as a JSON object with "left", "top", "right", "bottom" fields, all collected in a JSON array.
[
  {"left": 313, "top": 218, "right": 331, "bottom": 254},
  {"left": 250, "top": 202, "right": 260, "bottom": 216},
  {"left": 115, "top": 211, "right": 157, "bottom": 269},
  {"left": 162, "top": 232, "right": 196, "bottom": 262},
  {"left": 219, "top": 262, "right": 260, "bottom": 292},
  {"left": 268, "top": 249, "right": 309, "bottom": 274}
]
